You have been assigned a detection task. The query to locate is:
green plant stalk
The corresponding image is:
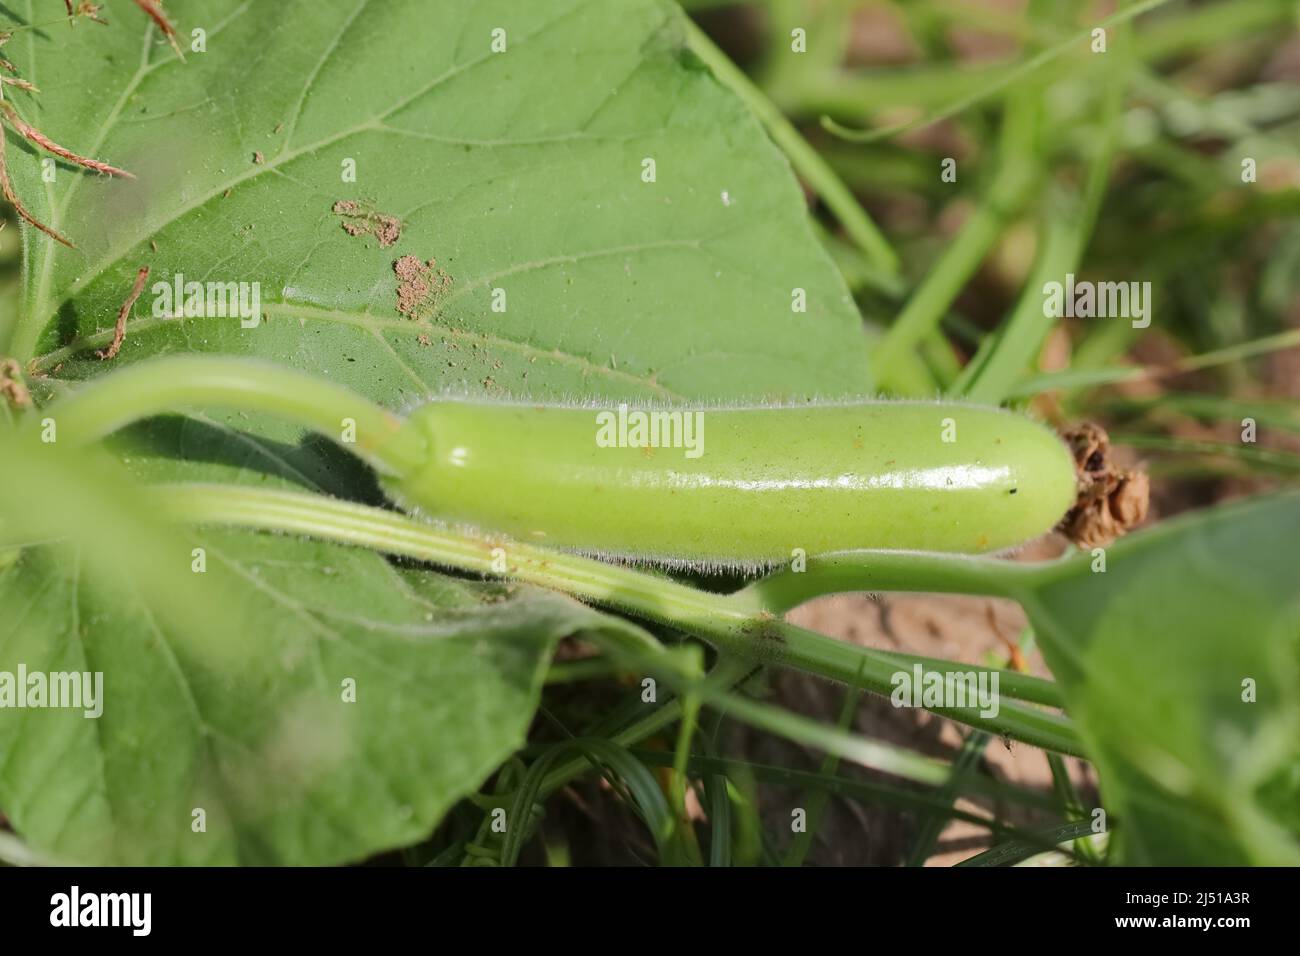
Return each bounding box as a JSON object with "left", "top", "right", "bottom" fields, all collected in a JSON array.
[
  {"left": 785, "top": 62, "right": 1017, "bottom": 123},
  {"left": 1134, "top": 0, "right": 1294, "bottom": 63},
  {"left": 630, "top": 748, "right": 1068, "bottom": 836},
  {"left": 36, "top": 355, "right": 427, "bottom": 476},
  {"left": 682, "top": 17, "right": 899, "bottom": 276},
  {"left": 1008, "top": 327, "right": 1300, "bottom": 399},
  {"left": 517, "top": 653, "right": 959, "bottom": 797},
  {"left": 737, "top": 547, "right": 1046, "bottom": 611},
  {"left": 150, "top": 483, "right": 1081, "bottom": 755},
  {"left": 955, "top": 820, "right": 1101, "bottom": 867},
  {"left": 499, "top": 737, "right": 683, "bottom": 866},
  {"left": 818, "top": 0, "right": 1174, "bottom": 145},
  {"left": 955, "top": 17, "right": 1132, "bottom": 403},
  {"left": 1101, "top": 392, "right": 1300, "bottom": 432},
  {"left": 1046, "top": 751, "right": 1103, "bottom": 864},
  {"left": 872, "top": 88, "right": 1042, "bottom": 393},
  {"left": 905, "top": 730, "right": 992, "bottom": 866},
  {"left": 782, "top": 681, "right": 861, "bottom": 867},
  {"left": 537, "top": 655, "right": 753, "bottom": 799},
  {"left": 1109, "top": 434, "right": 1300, "bottom": 474},
  {"left": 953, "top": 206, "right": 1078, "bottom": 402}
]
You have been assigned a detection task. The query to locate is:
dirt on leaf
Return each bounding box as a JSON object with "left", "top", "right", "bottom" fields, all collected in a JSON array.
[
  {"left": 332, "top": 200, "right": 402, "bottom": 248},
  {"left": 393, "top": 254, "right": 452, "bottom": 321}
]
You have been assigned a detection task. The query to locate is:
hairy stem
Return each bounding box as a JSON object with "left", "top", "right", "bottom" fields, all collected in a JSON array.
[
  {"left": 38, "top": 355, "right": 426, "bottom": 476},
  {"left": 152, "top": 483, "right": 1081, "bottom": 754}
]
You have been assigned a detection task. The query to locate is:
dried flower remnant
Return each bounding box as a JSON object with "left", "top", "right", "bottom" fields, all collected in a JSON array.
[
  {"left": 0, "top": 116, "right": 73, "bottom": 247},
  {"left": 0, "top": 34, "right": 37, "bottom": 92},
  {"left": 1057, "top": 422, "right": 1150, "bottom": 549},
  {"left": 393, "top": 255, "right": 452, "bottom": 321},
  {"left": 131, "top": 0, "right": 183, "bottom": 57},
  {"left": 0, "top": 29, "right": 138, "bottom": 247},
  {"left": 96, "top": 266, "right": 151, "bottom": 361},
  {"left": 62, "top": 1, "right": 176, "bottom": 47},
  {"left": 0, "top": 75, "right": 37, "bottom": 92},
  {"left": 67, "top": 2, "right": 108, "bottom": 25},
  {"left": 0, "top": 358, "right": 32, "bottom": 408},
  {"left": 332, "top": 200, "right": 402, "bottom": 248},
  {"left": 0, "top": 100, "right": 134, "bottom": 178}
]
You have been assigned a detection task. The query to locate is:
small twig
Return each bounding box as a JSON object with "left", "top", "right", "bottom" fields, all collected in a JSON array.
[
  {"left": 0, "top": 100, "right": 134, "bottom": 178},
  {"left": 96, "top": 266, "right": 150, "bottom": 360}
]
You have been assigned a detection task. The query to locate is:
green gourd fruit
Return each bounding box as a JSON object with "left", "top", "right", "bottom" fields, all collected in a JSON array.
[{"left": 388, "top": 399, "right": 1077, "bottom": 565}]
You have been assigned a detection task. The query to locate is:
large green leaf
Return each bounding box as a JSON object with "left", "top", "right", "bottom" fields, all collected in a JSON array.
[
  {"left": 5, "top": 0, "right": 869, "bottom": 401},
  {"left": 1023, "top": 493, "right": 1300, "bottom": 864},
  {"left": 0, "top": 533, "right": 595, "bottom": 866},
  {"left": 0, "top": 0, "right": 869, "bottom": 865},
  {"left": 0, "top": 438, "right": 650, "bottom": 865}
]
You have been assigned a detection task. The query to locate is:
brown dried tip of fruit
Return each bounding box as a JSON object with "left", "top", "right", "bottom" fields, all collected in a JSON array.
[{"left": 1057, "top": 422, "right": 1150, "bottom": 549}]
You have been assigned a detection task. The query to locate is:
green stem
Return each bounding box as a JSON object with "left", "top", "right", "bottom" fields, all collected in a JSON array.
[
  {"left": 735, "top": 548, "right": 1045, "bottom": 611},
  {"left": 37, "top": 355, "right": 426, "bottom": 476},
  {"left": 152, "top": 483, "right": 1082, "bottom": 754},
  {"left": 537, "top": 656, "right": 752, "bottom": 799},
  {"left": 871, "top": 88, "right": 1042, "bottom": 392},
  {"left": 682, "top": 17, "right": 899, "bottom": 276},
  {"left": 820, "top": 0, "right": 1174, "bottom": 145},
  {"left": 1007, "top": 327, "right": 1300, "bottom": 399}
]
